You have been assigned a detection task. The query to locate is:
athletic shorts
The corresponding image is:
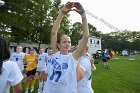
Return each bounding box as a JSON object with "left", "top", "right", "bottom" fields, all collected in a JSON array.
[
  {"left": 36, "top": 67, "right": 46, "bottom": 72},
  {"left": 102, "top": 58, "right": 107, "bottom": 62},
  {"left": 124, "top": 54, "right": 128, "bottom": 57},
  {"left": 26, "top": 68, "right": 37, "bottom": 77}
]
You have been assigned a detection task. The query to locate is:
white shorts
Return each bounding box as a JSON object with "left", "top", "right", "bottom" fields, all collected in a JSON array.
[{"left": 37, "top": 67, "right": 46, "bottom": 71}]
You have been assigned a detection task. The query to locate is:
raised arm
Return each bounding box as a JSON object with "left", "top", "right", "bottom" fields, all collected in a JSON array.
[
  {"left": 51, "top": 2, "right": 73, "bottom": 53},
  {"left": 72, "top": 2, "right": 89, "bottom": 60}
]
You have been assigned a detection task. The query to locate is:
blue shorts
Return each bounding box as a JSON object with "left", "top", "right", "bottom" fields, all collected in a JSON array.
[{"left": 102, "top": 58, "right": 107, "bottom": 62}]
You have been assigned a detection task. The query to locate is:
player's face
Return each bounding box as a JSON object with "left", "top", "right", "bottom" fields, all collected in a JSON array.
[
  {"left": 30, "top": 50, "right": 34, "bottom": 55},
  {"left": 39, "top": 48, "right": 44, "bottom": 54},
  {"left": 48, "top": 50, "right": 53, "bottom": 55},
  {"left": 16, "top": 47, "right": 22, "bottom": 53},
  {"left": 58, "top": 35, "right": 71, "bottom": 53}
]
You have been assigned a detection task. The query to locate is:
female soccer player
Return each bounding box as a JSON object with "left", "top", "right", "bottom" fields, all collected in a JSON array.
[
  {"left": 37, "top": 48, "right": 47, "bottom": 93},
  {"left": 77, "top": 46, "right": 96, "bottom": 93},
  {"left": 9, "top": 45, "right": 25, "bottom": 73},
  {"left": 43, "top": 2, "right": 89, "bottom": 93},
  {"left": 24, "top": 48, "right": 38, "bottom": 93},
  {"left": 0, "top": 37, "right": 23, "bottom": 93}
]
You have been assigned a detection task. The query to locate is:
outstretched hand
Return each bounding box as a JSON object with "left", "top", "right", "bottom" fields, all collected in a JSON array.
[
  {"left": 73, "top": 2, "right": 85, "bottom": 15},
  {"left": 61, "top": 2, "right": 73, "bottom": 14},
  {"left": 61, "top": 2, "right": 85, "bottom": 15}
]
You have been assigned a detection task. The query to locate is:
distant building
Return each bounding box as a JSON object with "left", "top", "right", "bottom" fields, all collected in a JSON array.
[
  {"left": 88, "top": 36, "right": 101, "bottom": 55},
  {"left": 10, "top": 42, "right": 51, "bottom": 54}
]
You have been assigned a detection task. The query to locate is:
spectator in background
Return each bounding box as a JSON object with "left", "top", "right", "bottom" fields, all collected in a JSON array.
[
  {"left": 122, "top": 50, "right": 128, "bottom": 57},
  {"left": 115, "top": 51, "right": 119, "bottom": 56},
  {"left": 111, "top": 50, "right": 115, "bottom": 57},
  {"left": 134, "top": 51, "right": 138, "bottom": 55}
]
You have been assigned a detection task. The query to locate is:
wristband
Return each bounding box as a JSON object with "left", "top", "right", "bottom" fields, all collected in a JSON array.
[{"left": 81, "top": 13, "right": 86, "bottom": 18}]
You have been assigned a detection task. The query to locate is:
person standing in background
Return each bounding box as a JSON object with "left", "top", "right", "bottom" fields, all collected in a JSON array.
[
  {"left": 37, "top": 48, "right": 47, "bottom": 93},
  {"left": 101, "top": 50, "right": 109, "bottom": 68},
  {"left": 46, "top": 49, "right": 53, "bottom": 63},
  {"left": 24, "top": 48, "right": 38, "bottom": 93},
  {"left": 77, "top": 45, "right": 96, "bottom": 93},
  {"left": 9, "top": 45, "right": 25, "bottom": 73}
]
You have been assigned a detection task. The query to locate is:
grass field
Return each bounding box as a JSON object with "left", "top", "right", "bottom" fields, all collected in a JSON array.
[
  {"left": 92, "top": 55, "right": 140, "bottom": 93},
  {"left": 11, "top": 55, "right": 140, "bottom": 93}
]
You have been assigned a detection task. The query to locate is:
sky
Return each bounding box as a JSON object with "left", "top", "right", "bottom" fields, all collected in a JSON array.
[{"left": 61, "top": 0, "right": 140, "bottom": 33}]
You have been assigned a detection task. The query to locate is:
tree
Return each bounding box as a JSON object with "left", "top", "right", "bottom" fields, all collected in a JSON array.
[
  {"left": 0, "top": 0, "right": 71, "bottom": 44},
  {"left": 101, "top": 30, "right": 140, "bottom": 51},
  {"left": 88, "top": 23, "right": 101, "bottom": 37},
  {"left": 69, "top": 22, "right": 82, "bottom": 45}
]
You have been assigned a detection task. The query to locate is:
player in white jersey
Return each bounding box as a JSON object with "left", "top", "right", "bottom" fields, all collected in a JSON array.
[
  {"left": 46, "top": 49, "right": 53, "bottom": 63},
  {"left": 42, "top": 2, "right": 89, "bottom": 93},
  {"left": 37, "top": 48, "right": 47, "bottom": 93},
  {"left": 9, "top": 45, "right": 25, "bottom": 73},
  {"left": 77, "top": 46, "right": 96, "bottom": 93},
  {"left": 43, "top": 49, "right": 53, "bottom": 81},
  {"left": 0, "top": 37, "right": 23, "bottom": 93}
]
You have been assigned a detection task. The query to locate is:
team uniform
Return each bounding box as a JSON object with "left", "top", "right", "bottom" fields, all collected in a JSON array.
[
  {"left": 9, "top": 52, "right": 25, "bottom": 70},
  {"left": 0, "top": 61, "right": 23, "bottom": 93},
  {"left": 101, "top": 51, "right": 107, "bottom": 62},
  {"left": 106, "top": 51, "right": 111, "bottom": 59},
  {"left": 24, "top": 54, "right": 38, "bottom": 93},
  {"left": 24, "top": 54, "right": 38, "bottom": 76},
  {"left": 45, "top": 54, "right": 53, "bottom": 65},
  {"left": 43, "top": 51, "right": 78, "bottom": 93},
  {"left": 77, "top": 56, "right": 94, "bottom": 93},
  {"left": 37, "top": 53, "right": 47, "bottom": 93},
  {"left": 37, "top": 53, "right": 47, "bottom": 72}
]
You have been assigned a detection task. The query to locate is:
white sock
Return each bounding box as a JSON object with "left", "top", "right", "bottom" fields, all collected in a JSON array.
[{"left": 39, "top": 81, "right": 43, "bottom": 90}]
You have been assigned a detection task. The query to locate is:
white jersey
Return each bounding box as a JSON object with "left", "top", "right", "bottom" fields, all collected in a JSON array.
[
  {"left": 46, "top": 54, "right": 52, "bottom": 63},
  {"left": 37, "top": 53, "right": 47, "bottom": 71},
  {"left": 0, "top": 61, "right": 23, "bottom": 93},
  {"left": 9, "top": 52, "right": 25, "bottom": 70},
  {"left": 43, "top": 51, "right": 78, "bottom": 93},
  {"left": 77, "top": 56, "right": 94, "bottom": 93}
]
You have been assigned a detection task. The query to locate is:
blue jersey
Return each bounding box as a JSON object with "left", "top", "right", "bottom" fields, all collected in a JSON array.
[{"left": 101, "top": 52, "right": 106, "bottom": 59}]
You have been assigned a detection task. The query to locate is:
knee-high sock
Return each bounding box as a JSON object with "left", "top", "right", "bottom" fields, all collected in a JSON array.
[
  {"left": 31, "top": 79, "right": 35, "bottom": 88},
  {"left": 25, "top": 82, "right": 29, "bottom": 90},
  {"left": 39, "top": 80, "right": 43, "bottom": 90}
]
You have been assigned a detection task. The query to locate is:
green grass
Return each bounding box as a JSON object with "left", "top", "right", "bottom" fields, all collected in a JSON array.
[
  {"left": 11, "top": 55, "right": 140, "bottom": 93},
  {"left": 92, "top": 55, "right": 140, "bottom": 93}
]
